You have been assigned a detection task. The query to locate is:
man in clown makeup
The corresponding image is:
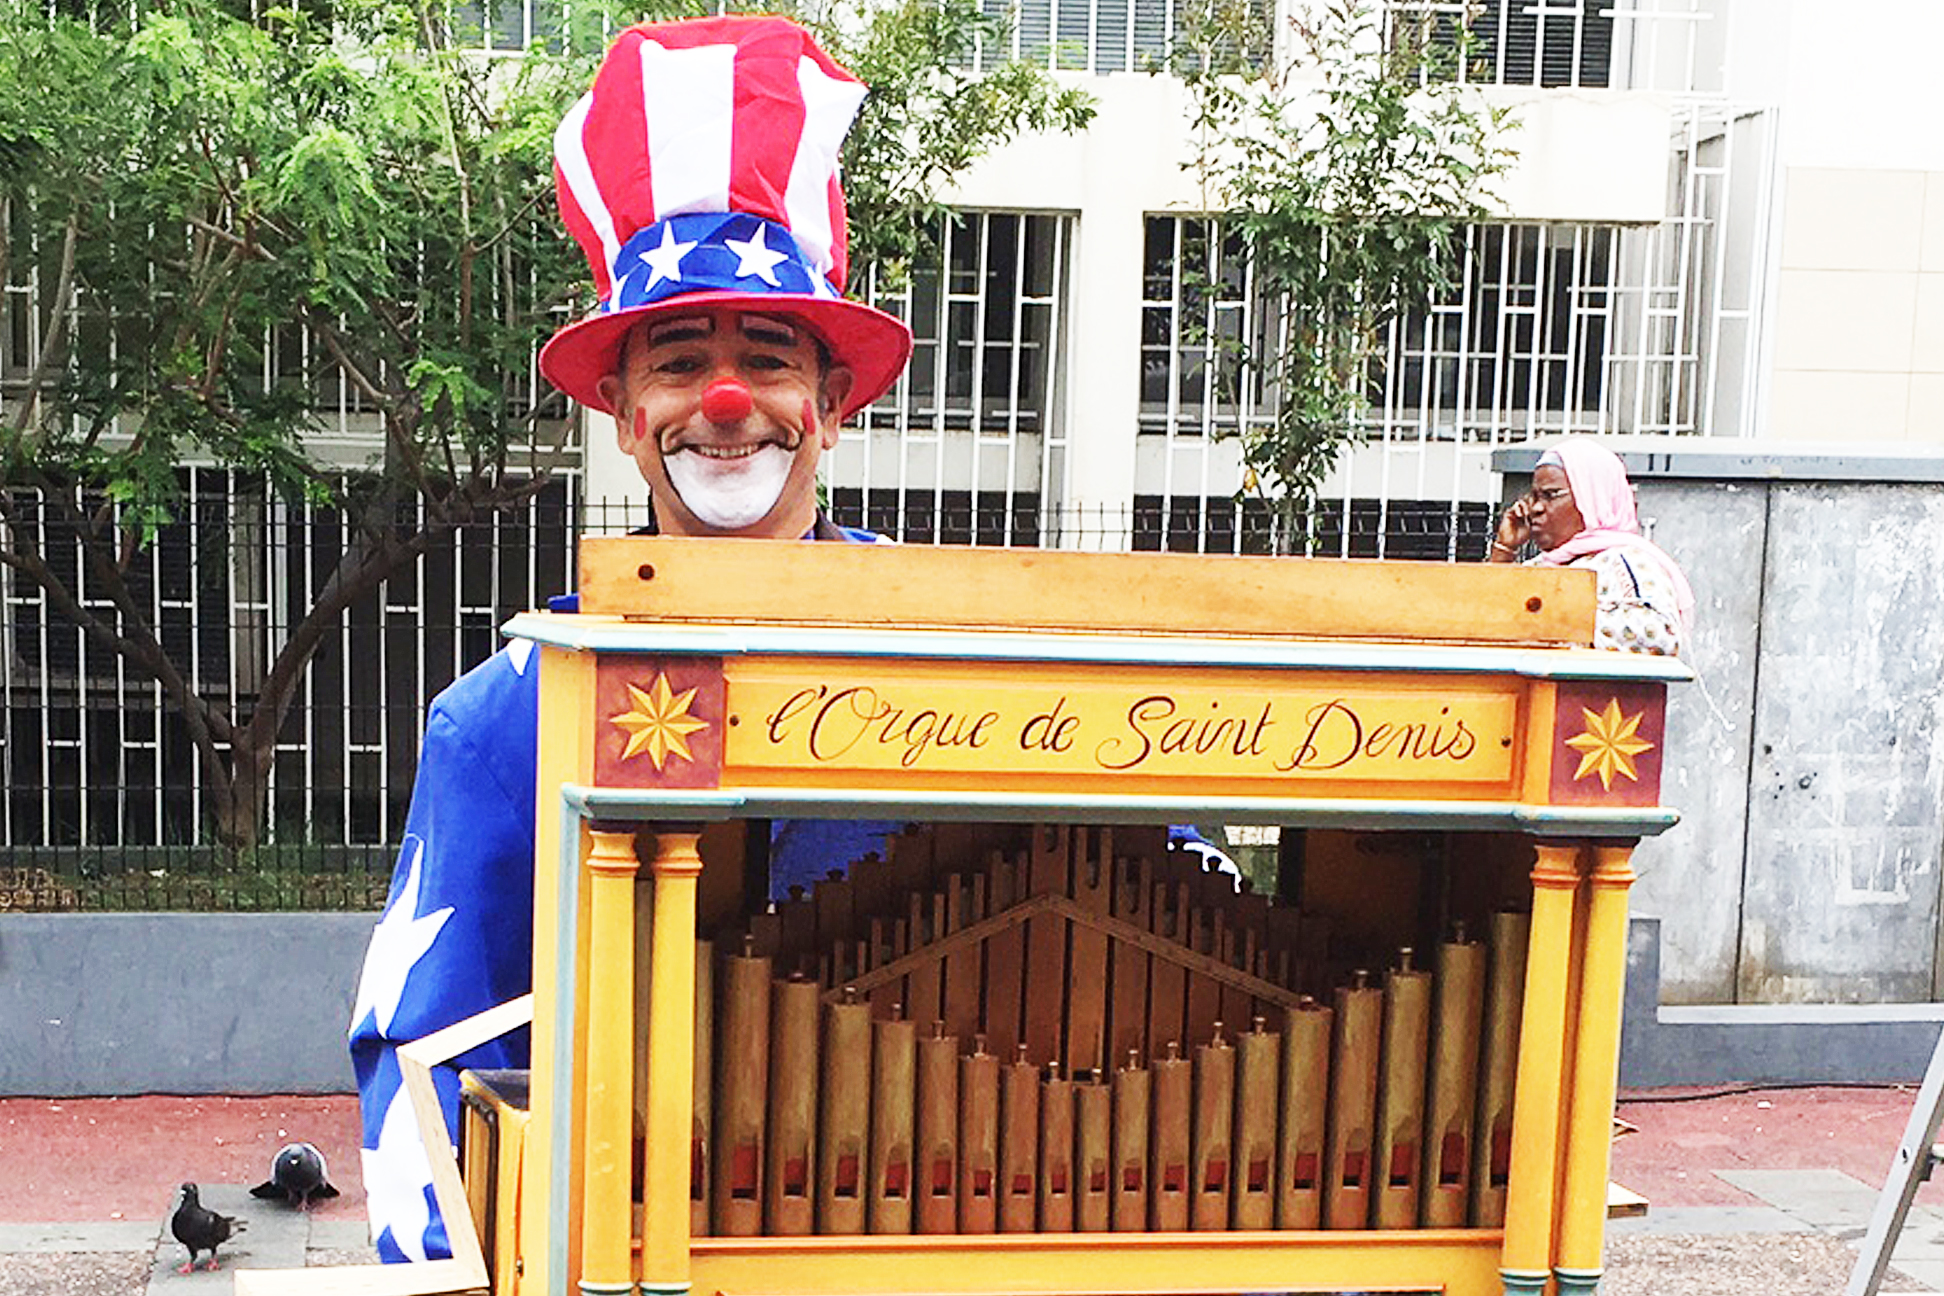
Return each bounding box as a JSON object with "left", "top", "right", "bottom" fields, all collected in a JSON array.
[{"left": 349, "top": 15, "right": 912, "bottom": 1262}]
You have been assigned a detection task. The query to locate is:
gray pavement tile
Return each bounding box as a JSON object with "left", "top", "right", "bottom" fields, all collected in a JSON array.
[
  {"left": 1717, "top": 1167, "right": 1882, "bottom": 1228},
  {"left": 1608, "top": 1204, "right": 1810, "bottom": 1235},
  {"left": 1885, "top": 1207, "right": 1944, "bottom": 1262},
  {"left": 0, "top": 1221, "right": 159, "bottom": 1253},
  {"left": 1885, "top": 1258, "right": 1944, "bottom": 1292},
  {"left": 306, "top": 1219, "right": 374, "bottom": 1252}
]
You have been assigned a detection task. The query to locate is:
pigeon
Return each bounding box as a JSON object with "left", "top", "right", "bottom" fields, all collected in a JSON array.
[
  {"left": 170, "top": 1182, "right": 244, "bottom": 1273},
  {"left": 250, "top": 1141, "right": 340, "bottom": 1210}
]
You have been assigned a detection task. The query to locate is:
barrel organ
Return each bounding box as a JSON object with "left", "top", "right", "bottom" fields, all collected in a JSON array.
[{"left": 680, "top": 822, "right": 1532, "bottom": 1238}]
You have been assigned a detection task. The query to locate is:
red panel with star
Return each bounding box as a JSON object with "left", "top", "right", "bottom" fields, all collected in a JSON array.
[
  {"left": 1549, "top": 680, "right": 1666, "bottom": 806},
  {"left": 594, "top": 656, "right": 725, "bottom": 790}
]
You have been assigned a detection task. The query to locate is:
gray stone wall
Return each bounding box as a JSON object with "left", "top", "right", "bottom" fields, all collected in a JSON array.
[
  {"left": 0, "top": 913, "right": 375, "bottom": 1096},
  {"left": 1497, "top": 440, "right": 1944, "bottom": 1005}
]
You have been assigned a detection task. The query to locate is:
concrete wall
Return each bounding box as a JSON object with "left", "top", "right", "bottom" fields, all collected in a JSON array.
[
  {"left": 1497, "top": 439, "right": 1944, "bottom": 1006},
  {"left": 8, "top": 910, "right": 1933, "bottom": 1095},
  {"left": 1623, "top": 918, "right": 1944, "bottom": 1088},
  {"left": 0, "top": 913, "right": 375, "bottom": 1097}
]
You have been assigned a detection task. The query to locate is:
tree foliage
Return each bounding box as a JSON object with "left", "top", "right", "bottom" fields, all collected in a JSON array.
[
  {"left": 1171, "top": 0, "right": 1516, "bottom": 551},
  {"left": 0, "top": 0, "right": 1092, "bottom": 848}
]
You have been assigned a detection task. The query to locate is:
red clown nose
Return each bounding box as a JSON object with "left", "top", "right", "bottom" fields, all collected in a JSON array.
[{"left": 700, "top": 378, "right": 754, "bottom": 424}]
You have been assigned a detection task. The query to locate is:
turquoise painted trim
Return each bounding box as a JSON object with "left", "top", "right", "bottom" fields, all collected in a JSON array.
[
  {"left": 637, "top": 1285, "right": 692, "bottom": 1296},
  {"left": 500, "top": 614, "right": 1692, "bottom": 684},
  {"left": 546, "top": 802, "right": 584, "bottom": 1296},
  {"left": 1553, "top": 1267, "right": 1602, "bottom": 1295},
  {"left": 560, "top": 785, "right": 1679, "bottom": 838},
  {"left": 577, "top": 1283, "right": 637, "bottom": 1296},
  {"left": 1500, "top": 1271, "right": 1551, "bottom": 1296}
]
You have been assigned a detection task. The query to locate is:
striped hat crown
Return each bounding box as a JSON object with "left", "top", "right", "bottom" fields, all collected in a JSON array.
[{"left": 539, "top": 16, "right": 912, "bottom": 417}]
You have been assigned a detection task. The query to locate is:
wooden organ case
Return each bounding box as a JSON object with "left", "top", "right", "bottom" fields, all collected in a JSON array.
[{"left": 263, "top": 536, "right": 1688, "bottom": 1296}]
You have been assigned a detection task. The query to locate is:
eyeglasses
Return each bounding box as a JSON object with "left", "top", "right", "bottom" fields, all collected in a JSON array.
[{"left": 1528, "top": 486, "right": 1572, "bottom": 505}]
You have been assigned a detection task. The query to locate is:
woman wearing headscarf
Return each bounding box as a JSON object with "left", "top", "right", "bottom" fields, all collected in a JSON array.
[{"left": 1487, "top": 438, "right": 1694, "bottom": 657}]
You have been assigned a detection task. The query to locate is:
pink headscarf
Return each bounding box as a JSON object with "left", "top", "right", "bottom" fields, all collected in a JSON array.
[{"left": 1531, "top": 438, "right": 1696, "bottom": 631}]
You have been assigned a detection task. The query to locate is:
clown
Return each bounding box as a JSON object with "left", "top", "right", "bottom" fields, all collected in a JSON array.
[{"left": 349, "top": 16, "right": 912, "bottom": 1262}]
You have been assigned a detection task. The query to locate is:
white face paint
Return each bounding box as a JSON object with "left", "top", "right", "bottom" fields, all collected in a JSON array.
[{"left": 663, "top": 443, "right": 795, "bottom": 531}]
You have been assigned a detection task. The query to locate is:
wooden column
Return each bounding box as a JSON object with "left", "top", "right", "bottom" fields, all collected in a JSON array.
[
  {"left": 1554, "top": 842, "right": 1638, "bottom": 1296},
  {"left": 580, "top": 828, "right": 641, "bottom": 1296},
  {"left": 525, "top": 645, "right": 597, "bottom": 1295},
  {"left": 642, "top": 829, "right": 705, "bottom": 1296},
  {"left": 1497, "top": 842, "right": 1582, "bottom": 1296}
]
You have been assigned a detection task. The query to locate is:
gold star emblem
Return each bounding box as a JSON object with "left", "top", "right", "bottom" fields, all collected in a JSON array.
[
  {"left": 1563, "top": 698, "right": 1655, "bottom": 790},
  {"left": 610, "top": 673, "right": 709, "bottom": 770}
]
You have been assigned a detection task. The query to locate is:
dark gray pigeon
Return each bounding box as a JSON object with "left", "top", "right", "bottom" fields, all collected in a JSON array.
[
  {"left": 250, "top": 1141, "right": 340, "bottom": 1210},
  {"left": 170, "top": 1182, "right": 244, "bottom": 1273}
]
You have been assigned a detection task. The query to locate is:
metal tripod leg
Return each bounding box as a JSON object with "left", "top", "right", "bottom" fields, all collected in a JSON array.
[{"left": 1848, "top": 1024, "right": 1944, "bottom": 1296}]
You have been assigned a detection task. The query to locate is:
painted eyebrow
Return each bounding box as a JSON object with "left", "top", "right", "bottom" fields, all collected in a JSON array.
[
  {"left": 737, "top": 316, "right": 800, "bottom": 348},
  {"left": 643, "top": 316, "right": 717, "bottom": 348}
]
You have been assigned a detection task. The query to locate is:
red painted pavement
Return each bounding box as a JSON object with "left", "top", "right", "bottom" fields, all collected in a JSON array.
[
  {"left": 0, "top": 1094, "right": 364, "bottom": 1224},
  {"left": 2, "top": 1084, "right": 1940, "bottom": 1224},
  {"left": 1612, "top": 1084, "right": 1944, "bottom": 1210}
]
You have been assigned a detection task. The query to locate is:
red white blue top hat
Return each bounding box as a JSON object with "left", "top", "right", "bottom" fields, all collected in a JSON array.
[{"left": 539, "top": 16, "right": 914, "bottom": 418}]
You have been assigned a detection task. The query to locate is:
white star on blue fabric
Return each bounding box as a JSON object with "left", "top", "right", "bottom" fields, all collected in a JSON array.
[
  {"left": 725, "top": 225, "right": 790, "bottom": 287},
  {"left": 362, "top": 1086, "right": 435, "bottom": 1261},
  {"left": 349, "top": 836, "right": 452, "bottom": 1038},
  {"left": 639, "top": 224, "right": 698, "bottom": 291}
]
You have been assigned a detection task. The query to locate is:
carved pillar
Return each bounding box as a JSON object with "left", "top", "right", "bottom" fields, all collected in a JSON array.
[
  {"left": 580, "top": 828, "right": 642, "bottom": 1296},
  {"left": 640, "top": 829, "right": 705, "bottom": 1296},
  {"left": 1554, "top": 842, "right": 1638, "bottom": 1296},
  {"left": 1498, "top": 841, "right": 1583, "bottom": 1296}
]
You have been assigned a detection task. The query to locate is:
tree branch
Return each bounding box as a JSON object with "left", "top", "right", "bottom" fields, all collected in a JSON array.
[{"left": 2, "top": 214, "right": 80, "bottom": 467}]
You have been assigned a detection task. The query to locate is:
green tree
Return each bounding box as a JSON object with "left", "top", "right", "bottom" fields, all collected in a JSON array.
[
  {"left": 1171, "top": 0, "right": 1515, "bottom": 552},
  {"left": 0, "top": 0, "right": 1092, "bottom": 849}
]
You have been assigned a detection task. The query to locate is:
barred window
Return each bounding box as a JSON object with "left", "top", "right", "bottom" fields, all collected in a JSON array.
[{"left": 832, "top": 211, "right": 1072, "bottom": 547}]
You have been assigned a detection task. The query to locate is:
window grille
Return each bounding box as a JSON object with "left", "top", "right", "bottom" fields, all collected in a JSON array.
[
  {"left": 1136, "top": 95, "right": 1772, "bottom": 557},
  {"left": 832, "top": 211, "right": 1072, "bottom": 547},
  {"left": 1386, "top": 0, "right": 1711, "bottom": 94},
  {"left": 974, "top": 0, "right": 1204, "bottom": 73},
  {"left": 1, "top": 469, "right": 576, "bottom": 854}
]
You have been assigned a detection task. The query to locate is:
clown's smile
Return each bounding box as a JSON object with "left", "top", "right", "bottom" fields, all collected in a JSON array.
[{"left": 663, "top": 440, "right": 796, "bottom": 530}]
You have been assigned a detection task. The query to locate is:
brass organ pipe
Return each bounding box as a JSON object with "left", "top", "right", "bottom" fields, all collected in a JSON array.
[
  {"left": 1373, "top": 952, "right": 1432, "bottom": 1230},
  {"left": 1421, "top": 931, "right": 1487, "bottom": 1228},
  {"left": 999, "top": 1045, "right": 1040, "bottom": 1233},
  {"left": 959, "top": 1038, "right": 1000, "bottom": 1233},
  {"left": 1233, "top": 1016, "right": 1280, "bottom": 1230},
  {"left": 765, "top": 974, "right": 820, "bottom": 1235},
  {"left": 712, "top": 944, "right": 772, "bottom": 1236},
  {"left": 1038, "top": 1064, "right": 1076, "bottom": 1232},
  {"left": 817, "top": 991, "right": 871, "bottom": 1234},
  {"left": 867, "top": 1014, "right": 916, "bottom": 1234},
  {"left": 1276, "top": 996, "right": 1332, "bottom": 1229},
  {"left": 1473, "top": 909, "right": 1531, "bottom": 1228},
  {"left": 1111, "top": 1051, "right": 1150, "bottom": 1232},
  {"left": 1150, "top": 1042, "right": 1192, "bottom": 1231},
  {"left": 916, "top": 1023, "right": 961, "bottom": 1234},
  {"left": 1075, "top": 1077, "right": 1111, "bottom": 1232},
  {"left": 1324, "top": 974, "right": 1382, "bottom": 1229},
  {"left": 1190, "top": 1025, "right": 1236, "bottom": 1231}
]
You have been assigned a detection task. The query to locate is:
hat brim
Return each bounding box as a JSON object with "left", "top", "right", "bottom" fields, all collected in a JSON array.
[{"left": 539, "top": 293, "right": 914, "bottom": 420}]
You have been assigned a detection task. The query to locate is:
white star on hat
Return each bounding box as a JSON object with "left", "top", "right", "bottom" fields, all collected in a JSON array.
[
  {"left": 725, "top": 225, "right": 790, "bottom": 287},
  {"left": 639, "top": 224, "right": 698, "bottom": 291}
]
